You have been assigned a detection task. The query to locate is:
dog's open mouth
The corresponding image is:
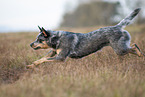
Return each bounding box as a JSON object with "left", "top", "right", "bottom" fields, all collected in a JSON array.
[{"left": 33, "top": 46, "right": 41, "bottom": 50}]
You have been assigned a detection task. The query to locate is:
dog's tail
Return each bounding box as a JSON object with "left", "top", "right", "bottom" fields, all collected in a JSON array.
[{"left": 117, "top": 8, "right": 141, "bottom": 28}]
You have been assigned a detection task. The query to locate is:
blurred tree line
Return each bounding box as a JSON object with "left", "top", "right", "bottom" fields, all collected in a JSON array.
[{"left": 60, "top": 0, "right": 145, "bottom": 28}]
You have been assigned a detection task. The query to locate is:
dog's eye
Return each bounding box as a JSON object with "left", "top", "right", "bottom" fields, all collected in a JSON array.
[{"left": 39, "top": 39, "right": 43, "bottom": 43}]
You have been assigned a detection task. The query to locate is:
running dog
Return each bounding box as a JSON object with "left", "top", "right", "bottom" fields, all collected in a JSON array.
[{"left": 27, "top": 8, "right": 144, "bottom": 68}]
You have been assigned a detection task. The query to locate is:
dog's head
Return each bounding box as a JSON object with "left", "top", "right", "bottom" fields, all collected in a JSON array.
[
  {"left": 30, "top": 26, "right": 61, "bottom": 50},
  {"left": 30, "top": 26, "right": 51, "bottom": 50}
]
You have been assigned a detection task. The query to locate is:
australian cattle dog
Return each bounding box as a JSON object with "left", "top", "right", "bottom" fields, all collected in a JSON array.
[{"left": 27, "top": 8, "right": 144, "bottom": 68}]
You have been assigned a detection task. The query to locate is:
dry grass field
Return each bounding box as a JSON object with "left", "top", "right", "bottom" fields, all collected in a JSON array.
[{"left": 0, "top": 25, "right": 145, "bottom": 97}]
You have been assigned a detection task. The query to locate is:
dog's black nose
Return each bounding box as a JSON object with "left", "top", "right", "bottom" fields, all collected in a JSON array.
[{"left": 30, "top": 43, "right": 34, "bottom": 47}]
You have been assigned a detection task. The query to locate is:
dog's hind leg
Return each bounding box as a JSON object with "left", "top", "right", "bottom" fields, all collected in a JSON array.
[
  {"left": 110, "top": 31, "right": 144, "bottom": 57},
  {"left": 112, "top": 42, "right": 144, "bottom": 57},
  {"left": 128, "top": 43, "right": 144, "bottom": 57},
  {"left": 110, "top": 31, "right": 132, "bottom": 56}
]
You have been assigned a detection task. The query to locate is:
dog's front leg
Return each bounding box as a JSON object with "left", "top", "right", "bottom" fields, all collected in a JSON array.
[
  {"left": 26, "top": 48, "right": 69, "bottom": 69},
  {"left": 26, "top": 57, "right": 49, "bottom": 69},
  {"left": 27, "top": 50, "right": 57, "bottom": 69},
  {"left": 44, "top": 49, "right": 57, "bottom": 57},
  {"left": 26, "top": 57, "right": 64, "bottom": 69},
  {"left": 33, "top": 48, "right": 69, "bottom": 66}
]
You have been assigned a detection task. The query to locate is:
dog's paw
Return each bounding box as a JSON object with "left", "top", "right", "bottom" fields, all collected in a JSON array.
[{"left": 26, "top": 64, "right": 36, "bottom": 69}]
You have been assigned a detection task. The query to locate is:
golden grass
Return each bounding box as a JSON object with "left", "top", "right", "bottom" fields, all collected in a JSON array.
[{"left": 0, "top": 25, "right": 145, "bottom": 97}]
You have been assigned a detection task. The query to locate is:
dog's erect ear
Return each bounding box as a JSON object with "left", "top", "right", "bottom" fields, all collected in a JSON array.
[
  {"left": 38, "top": 25, "right": 42, "bottom": 32},
  {"left": 42, "top": 27, "right": 50, "bottom": 38}
]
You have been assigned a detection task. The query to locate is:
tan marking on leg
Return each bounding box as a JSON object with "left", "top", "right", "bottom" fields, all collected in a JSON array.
[
  {"left": 27, "top": 57, "right": 57, "bottom": 69},
  {"left": 26, "top": 64, "right": 35, "bottom": 69},
  {"left": 56, "top": 49, "right": 62, "bottom": 54},
  {"left": 129, "top": 43, "right": 142, "bottom": 57},
  {"left": 26, "top": 57, "right": 48, "bottom": 69},
  {"left": 33, "top": 57, "right": 49, "bottom": 66}
]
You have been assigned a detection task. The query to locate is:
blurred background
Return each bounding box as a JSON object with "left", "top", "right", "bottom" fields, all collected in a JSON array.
[{"left": 0, "top": 0, "right": 145, "bottom": 32}]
